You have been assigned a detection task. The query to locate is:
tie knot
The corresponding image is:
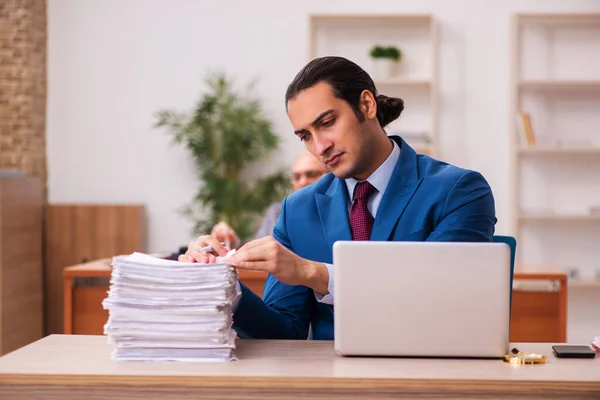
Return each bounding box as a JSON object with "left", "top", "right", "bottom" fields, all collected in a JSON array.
[{"left": 353, "top": 181, "right": 376, "bottom": 200}]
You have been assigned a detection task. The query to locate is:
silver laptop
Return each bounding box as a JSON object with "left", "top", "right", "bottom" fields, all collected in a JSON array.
[{"left": 333, "top": 241, "right": 511, "bottom": 358}]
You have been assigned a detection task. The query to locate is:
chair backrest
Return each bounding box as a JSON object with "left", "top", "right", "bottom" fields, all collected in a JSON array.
[{"left": 492, "top": 235, "right": 517, "bottom": 315}]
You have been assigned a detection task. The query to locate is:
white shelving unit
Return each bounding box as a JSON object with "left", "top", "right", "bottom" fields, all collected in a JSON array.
[
  {"left": 511, "top": 13, "right": 600, "bottom": 293},
  {"left": 308, "top": 14, "right": 439, "bottom": 157}
]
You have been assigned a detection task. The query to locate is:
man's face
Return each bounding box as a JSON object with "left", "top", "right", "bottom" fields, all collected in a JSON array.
[
  {"left": 287, "top": 82, "right": 375, "bottom": 180},
  {"left": 290, "top": 154, "right": 326, "bottom": 191}
]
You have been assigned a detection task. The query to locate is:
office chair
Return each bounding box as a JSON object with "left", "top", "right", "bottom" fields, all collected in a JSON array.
[{"left": 492, "top": 235, "right": 517, "bottom": 315}]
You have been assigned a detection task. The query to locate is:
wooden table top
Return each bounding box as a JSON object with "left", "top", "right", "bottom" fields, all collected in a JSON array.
[
  {"left": 63, "top": 259, "right": 112, "bottom": 278},
  {"left": 514, "top": 263, "right": 567, "bottom": 281},
  {"left": 0, "top": 335, "right": 597, "bottom": 395},
  {"left": 63, "top": 258, "right": 268, "bottom": 280}
]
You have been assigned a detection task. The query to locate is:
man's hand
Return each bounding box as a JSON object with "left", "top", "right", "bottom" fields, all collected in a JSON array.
[
  {"left": 179, "top": 235, "right": 229, "bottom": 264},
  {"left": 210, "top": 221, "right": 240, "bottom": 249},
  {"left": 231, "top": 236, "right": 330, "bottom": 294}
]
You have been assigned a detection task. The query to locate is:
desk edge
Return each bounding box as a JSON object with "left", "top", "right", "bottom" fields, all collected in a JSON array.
[{"left": 0, "top": 374, "right": 598, "bottom": 393}]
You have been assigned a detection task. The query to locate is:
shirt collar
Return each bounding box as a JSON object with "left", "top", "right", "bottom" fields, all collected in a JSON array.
[{"left": 345, "top": 139, "right": 400, "bottom": 201}]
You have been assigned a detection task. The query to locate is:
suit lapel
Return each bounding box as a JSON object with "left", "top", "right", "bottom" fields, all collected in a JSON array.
[
  {"left": 315, "top": 136, "right": 422, "bottom": 246},
  {"left": 316, "top": 178, "right": 352, "bottom": 250},
  {"left": 370, "top": 136, "right": 423, "bottom": 241}
]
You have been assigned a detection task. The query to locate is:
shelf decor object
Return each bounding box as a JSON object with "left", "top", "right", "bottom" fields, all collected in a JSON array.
[{"left": 369, "top": 45, "right": 402, "bottom": 79}]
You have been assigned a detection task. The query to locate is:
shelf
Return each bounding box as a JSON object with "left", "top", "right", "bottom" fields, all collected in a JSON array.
[
  {"left": 568, "top": 279, "right": 600, "bottom": 289},
  {"left": 310, "top": 14, "right": 433, "bottom": 23},
  {"left": 517, "top": 146, "right": 600, "bottom": 155},
  {"left": 375, "top": 79, "right": 431, "bottom": 88},
  {"left": 517, "top": 13, "right": 600, "bottom": 22},
  {"left": 519, "top": 213, "right": 600, "bottom": 221},
  {"left": 519, "top": 80, "right": 600, "bottom": 90}
]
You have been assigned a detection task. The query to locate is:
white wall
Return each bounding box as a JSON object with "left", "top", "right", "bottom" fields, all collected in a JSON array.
[{"left": 47, "top": 0, "right": 600, "bottom": 253}]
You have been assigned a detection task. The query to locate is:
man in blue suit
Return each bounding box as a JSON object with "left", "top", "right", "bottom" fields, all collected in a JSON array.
[{"left": 180, "top": 56, "right": 497, "bottom": 340}]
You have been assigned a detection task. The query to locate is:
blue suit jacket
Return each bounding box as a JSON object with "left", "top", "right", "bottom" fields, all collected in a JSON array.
[{"left": 233, "top": 136, "right": 497, "bottom": 340}]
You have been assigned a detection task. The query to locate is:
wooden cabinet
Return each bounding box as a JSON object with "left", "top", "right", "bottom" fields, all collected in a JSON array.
[
  {"left": 510, "top": 263, "right": 567, "bottom": 343},
  {"left": 63, "top": 261, "right": 267, "bottom": 335},
  {"left": 45, "top": 205, "right": 145, "bottom": 335},
  {"left": 0, "top": 177, "right": 44, "bottom": 355},
  {"left": 238, "top": 270, "right": 268, "bottom": 298}
]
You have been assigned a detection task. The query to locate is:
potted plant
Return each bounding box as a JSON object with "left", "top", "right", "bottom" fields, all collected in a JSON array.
[
  {"left": 369, "top": 45, "right": 402, "bottom": 79},
  {"left": 154, "top": 72, "right": 292, "bottom": 242}
]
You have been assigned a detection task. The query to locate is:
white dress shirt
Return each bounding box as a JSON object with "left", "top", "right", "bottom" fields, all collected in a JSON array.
[{"left": 314, "top": 139, "right": 401, "bottom": 305}]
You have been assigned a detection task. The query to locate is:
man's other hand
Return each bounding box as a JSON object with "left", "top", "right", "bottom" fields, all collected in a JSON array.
[
  {"left": 179, "top": 235, "right": 229, "bottom": 264},
  {"left": 210, "top": 221, "right": 240, "bottom": 249}
]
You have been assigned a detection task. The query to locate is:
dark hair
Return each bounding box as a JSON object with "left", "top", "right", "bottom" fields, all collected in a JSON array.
[{"left": 285, "top": 56, "right": 404, "bottom": 128}]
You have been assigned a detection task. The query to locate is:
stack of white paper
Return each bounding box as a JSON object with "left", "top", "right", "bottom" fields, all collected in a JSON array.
[{"left": 102, "top": 251, "right": 240, "bottom": 362}]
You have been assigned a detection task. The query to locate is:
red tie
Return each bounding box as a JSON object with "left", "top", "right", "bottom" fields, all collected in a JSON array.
[{"left": 350, "top": 181, "right": 376, "bottom": 241}]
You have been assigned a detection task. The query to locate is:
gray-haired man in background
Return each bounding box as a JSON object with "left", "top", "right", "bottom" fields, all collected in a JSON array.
[{"left": 211, "top": 152, "right": 326, "bottom": 248}]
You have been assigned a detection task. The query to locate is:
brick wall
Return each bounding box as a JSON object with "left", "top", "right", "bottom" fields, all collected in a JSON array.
[{"left": 0, "top": 0, "right": 47, "bottom": 196}]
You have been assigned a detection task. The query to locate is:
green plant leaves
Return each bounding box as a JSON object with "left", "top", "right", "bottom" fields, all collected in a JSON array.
[
  {"left": 155, "top": 72, "right": 292, "bottom": 242},
  {"left": 369, "top": 45, "right": 402, "bottom": 61}
]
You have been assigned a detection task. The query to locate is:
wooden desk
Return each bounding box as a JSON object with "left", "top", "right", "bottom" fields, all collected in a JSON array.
[
  {"left": 512, "top": 263, "right": 568, "bottom": 343},
  {"left": 0, "top": 335, "right": 598, "bottom": 399},
  {"left": 63, "top": 259, "right": 111, "bottom": 335},
  {"left": 63, "top": 259, "right": 268, "bottom": 334},
  {"left": 63, "top": 260, "right": 567, "bottom": 342},
  {"left": 237, "top": 270, "right": 268, "bottom": 297}
]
